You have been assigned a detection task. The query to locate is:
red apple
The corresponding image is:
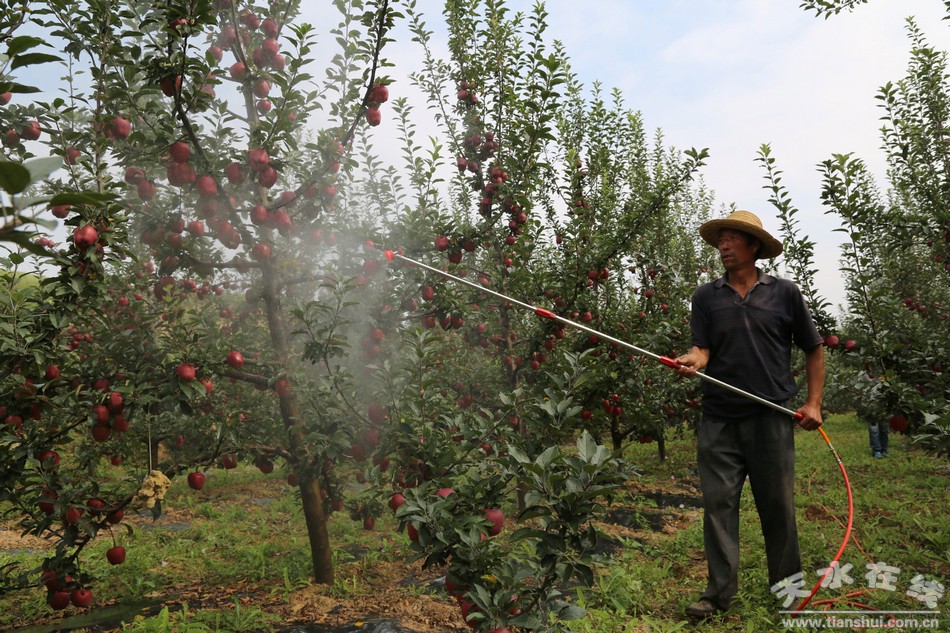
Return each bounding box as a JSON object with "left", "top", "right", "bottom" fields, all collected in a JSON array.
[
  {"left": 137, "top": 179, "right": 157, "bottom": 200},
  {"left": 228, "top": 61, "right": 247, "bottom": 80},
  {"left": 106, "top": 545, "right": 126, "bottom": 565},
  {"left": 251, "top": 242, "right": 271, "bottom": 261},
  {"left": 365, "top": 106, "right": 381, "bottom": 126},
  {"left": 257, "top": 166, "right": 278, "bottom": 188},
  {"left": 389, "top": 493, "right": 406, "bottom": 513},
  {"left": 252, "top": 79, "right": 270, "bottom": 98},
  {"left": 824, "top": 335, "right": 840, "bottom": 348},
  {"left": 225, "top": 161, "right": 244, "bottom": 184},
  {"left": 176, "top": 363, "right": 196, "bottom": 381},
  {"left": 20, "top": 120, "right": 41, "bottom": 140},
  {"left": 261, "top": 17, "right": 279, "bottom": 38},
  {"left": 160, "top": 75, "right": 182, "bottom": 97},
  {"left": 240, "top": 9, "right": 260, "bottom": 29},
  {"left": 169, "top": 141, "right": 191, "bottom": 162},
  {"left": 124, "top": 167, "right": 145, "bottom": 184},
  {"left": 195, "top": 175, "right": 217, "bottom": 198},
  {"left": 248, "top": 147, "right": 269, "bottom": 170},
  {"left": 64, "top": 146, "right": 81, "bottom": 164},
  {"left": 91, "top": 425, "right": 112, "bottom": 443},
  {"left": 70, "top": 588, "right": 93, "bottom": 608},
  {"left": 369, "top": 83, "right": 389, "bottom": 103},
  {"left": 73, "top": 225, "right": 98, "bottom": 251},
  {"left": 187, "top": 471, "right": 206, "bottom": 490},
  {"left": 484, "top": 508, "right": 504, "bottom": 536},
  {"left": 48, "top": 591, "right": 70, "bottom": 610},
  {"left": 226, "top": 351, "right": 244, "bottom": 368},
  {"left": 38, "top": 450, "right": 60, "bottom": 471},
  {"left": 361, "top": 427, "right": 381, "bottom": 447},
  {"left": 65, "top": 506, "right": 83, "bottom": 525},
  {"left": 261, "top": 37, "right": 280, "bottom": 56},
  {"left": 108, "top": 116, "right": 131, "bottom": 140},
  {"left": 888, "top": 414, "right": 908, "bottom": 433}
]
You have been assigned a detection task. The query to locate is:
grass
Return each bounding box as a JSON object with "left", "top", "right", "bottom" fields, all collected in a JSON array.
[
  {"left": 0, "top": 413, "right": 947, "bottom": 632},
  {"left": 571, "top": 413, "right": 950, "bottom": 632}
]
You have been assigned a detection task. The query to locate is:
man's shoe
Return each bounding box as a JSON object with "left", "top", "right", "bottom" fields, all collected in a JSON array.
[
  {"left": 685, "top": 597, "right": 722, "bottom": 620},
  {"left": 873, "top": 451, "right": 884, "bottom": 458}
]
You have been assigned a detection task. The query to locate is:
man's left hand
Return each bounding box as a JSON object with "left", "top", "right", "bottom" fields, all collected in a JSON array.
[{"left": 796, "top": 403, "right": 823, "bottom": 430}]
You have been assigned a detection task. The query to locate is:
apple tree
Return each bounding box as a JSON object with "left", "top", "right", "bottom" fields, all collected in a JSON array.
[
  {"left": 791, "top": 16, "right": 948, "bottom": 453},
  {"left": 393, "top": 1, "right": 711, "bottom": 465},
  {"left": 336, "top": 2, "right": 712, "bottom": 628},
  {"left": 2, "top": 0, "right": 411, "bottom": 606}
]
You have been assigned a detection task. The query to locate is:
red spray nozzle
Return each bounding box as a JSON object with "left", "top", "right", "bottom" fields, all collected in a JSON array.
[
  {"left": 535, "top": 308, "right": 556, "bottom": 320},
  {"left": 659, "top": 356, "right": 681, "bottom": 368},
  {"left": 383, "top": 250, "right": 395, "bottom": 261}
]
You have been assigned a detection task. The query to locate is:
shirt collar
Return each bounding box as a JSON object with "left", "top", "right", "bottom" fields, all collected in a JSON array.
[{"left": 713, "top": 267, "right": 776, "bottom": 288}]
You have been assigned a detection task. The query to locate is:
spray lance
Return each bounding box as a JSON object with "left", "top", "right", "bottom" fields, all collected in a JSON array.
[{"left": 382, "top": 249, "right": 852, "bottom": 613}]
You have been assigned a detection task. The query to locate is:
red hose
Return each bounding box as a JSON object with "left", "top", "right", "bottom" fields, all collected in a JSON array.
[{"left": 792, "top": 426, "right": 854, "bottom": 613}]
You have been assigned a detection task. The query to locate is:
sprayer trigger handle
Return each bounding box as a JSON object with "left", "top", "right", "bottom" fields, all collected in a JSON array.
[{"left": 659, "top": 356, "right": 681, "bottom": 368}]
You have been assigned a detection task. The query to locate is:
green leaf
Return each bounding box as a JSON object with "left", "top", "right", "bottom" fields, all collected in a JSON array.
[
  {"left": 48, "top": 191, "right": 117, "bottom": 206},
  {"left": 559, "top": 604, "right": 586, "bottom": 620},
  {"left": 509, "top": 613, "right": 542, "bottom": 628},
  {"left": 6, "top": 36, "right": 45, "bottom": 57},
  {"left": 11, "top": 52, "right": 62, "bottom": 70},
  {"left": 25, "top": 157, "right": 64, "bottom": 183},
  {"left": 0, "top": 162, "right": 32, "bottom": 194},
  {"left": 0, "top": 82, "right": 41, "bottom": 95},
  {"left": 576, "top": 430, "right": 597, "bottom": 462}
]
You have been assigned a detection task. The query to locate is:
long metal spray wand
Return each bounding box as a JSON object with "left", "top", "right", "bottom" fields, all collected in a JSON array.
[
  {"left": 385, "top": 250, "right": 801, "bottom": 419},
  {"left": 384, "top": 248, "right": 853, "bottom": 614}
]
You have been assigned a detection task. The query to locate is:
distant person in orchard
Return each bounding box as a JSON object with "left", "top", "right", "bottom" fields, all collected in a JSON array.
[{"left": 673, "top": 210, "right": 825, "bottom": 621}]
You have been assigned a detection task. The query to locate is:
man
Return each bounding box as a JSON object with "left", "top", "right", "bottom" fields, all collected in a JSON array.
[{"left": 673, "top": 210, "right": 825, "bottom": 620}]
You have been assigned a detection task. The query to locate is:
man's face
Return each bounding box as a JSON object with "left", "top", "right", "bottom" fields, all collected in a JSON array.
[{"left": 717, "top": 229, "right": 758, "bottom": 270}]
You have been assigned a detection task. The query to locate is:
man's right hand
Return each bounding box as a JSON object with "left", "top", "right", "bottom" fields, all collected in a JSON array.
[{"left": 674, "top": 346, "right": 710, "bottom": 378}]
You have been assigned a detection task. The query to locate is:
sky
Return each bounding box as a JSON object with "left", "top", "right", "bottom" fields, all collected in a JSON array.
[{"left": 327, "top": 0, "right": 948, "bottom": 311}]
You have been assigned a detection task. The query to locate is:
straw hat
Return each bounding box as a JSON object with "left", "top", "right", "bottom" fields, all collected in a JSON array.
[{"left": 699, "top": 210, "right": 783, "bottom": 259}]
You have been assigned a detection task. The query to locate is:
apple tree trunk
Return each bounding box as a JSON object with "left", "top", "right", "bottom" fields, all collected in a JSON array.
[{"left": 262, "top": 263, "right": 335, "bottom": 585}]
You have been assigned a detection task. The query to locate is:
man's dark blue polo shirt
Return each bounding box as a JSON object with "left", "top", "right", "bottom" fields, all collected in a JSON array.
[{"left": 689, "top": 269, "right": 823, "bottom": 420}]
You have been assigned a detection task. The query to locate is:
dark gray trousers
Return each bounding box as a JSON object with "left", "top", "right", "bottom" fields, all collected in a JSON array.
[{"left": 697, "top": 409, "right": 802, "bottom": 609}]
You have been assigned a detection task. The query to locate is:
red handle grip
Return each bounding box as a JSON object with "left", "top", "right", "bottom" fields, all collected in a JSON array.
[{"left": 659, "top": 356, "right": 681, "bottom": 368}]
